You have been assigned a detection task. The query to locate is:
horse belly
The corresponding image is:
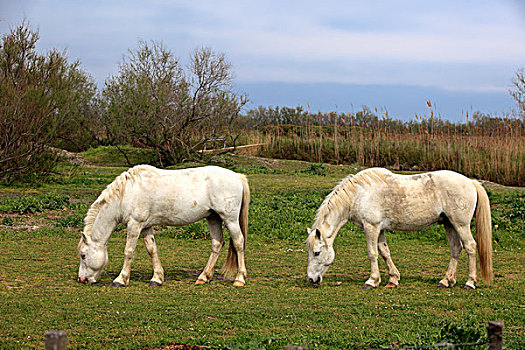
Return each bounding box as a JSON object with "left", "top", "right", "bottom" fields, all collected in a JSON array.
[
  {"left": 382, "top": 198, "right": 442, "bottom": 231},
  {"left": 384, "top": 213, "right": 441, "bottom": 231},
  {"left": 126, "top": 182, "right": 211, "bottom": 227},
  {"left": 154, "top": 193, "right": 212, "bottom": 226}
]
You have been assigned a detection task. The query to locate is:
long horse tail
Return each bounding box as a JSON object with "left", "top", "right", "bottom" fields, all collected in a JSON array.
[
  {"left": 222, "top": 174, "right": 250, "bottom": 278},
  {"left": 474, "top": 181, "right": 493, "bottom": 285}
]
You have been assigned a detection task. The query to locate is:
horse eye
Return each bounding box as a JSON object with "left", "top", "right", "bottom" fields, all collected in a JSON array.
[
  {"left": 81, "top": 254, "right": 86, "bottom": 260},
  {"left": 314, "top": 251, "right": 321, "bottom": 257}
]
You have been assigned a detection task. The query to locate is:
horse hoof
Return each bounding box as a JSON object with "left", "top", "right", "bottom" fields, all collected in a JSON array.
[
  {"left": 385, "top": 282, "right": 398, "bottom": 288},
  {"left": 195, "top": 279, "right": 207, "bottom": 285},
  {"left": 463, "top": 284, "right": 475, "bottom": 290},
  {"left": 110, "top": 282, "right": 125, "bottom": 287},
  {"left": 437, "top": 282, "right": 448, "bottom": 288},
  {"left": 233, "top": 280, "right": 245, "bottom": 287},
  {"left": 362, "top": 284, "right": 375, "bottom": 290},
  {"left": 148, "top": 281, "right": 162, "bottom": 287}
]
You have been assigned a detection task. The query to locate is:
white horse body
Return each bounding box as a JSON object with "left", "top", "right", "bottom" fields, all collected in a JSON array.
[
  {"left": 350, "top": 170, "right": 475, "bottom": 231},
  {"left": 307, "top": 168, "right": 493, "bottom": 289},
  {"left": 78, "top": 165, "right": 250, "bottom": 287},
  {"left": 119, "top": 167, "right": 244, "bottom": 227}
]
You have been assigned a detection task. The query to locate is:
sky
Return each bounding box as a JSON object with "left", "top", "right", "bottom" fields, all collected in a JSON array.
[{"left": 1, "top": 0, "right": 524, "bottom": 121}]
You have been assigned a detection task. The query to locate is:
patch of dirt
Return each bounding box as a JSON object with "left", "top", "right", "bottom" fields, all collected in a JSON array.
[
  {"left": 57, "top": 149, "right": 89, "bottom": 165},
  {"left": 48, "top": 147, "right": 90, "bottom": 165}
]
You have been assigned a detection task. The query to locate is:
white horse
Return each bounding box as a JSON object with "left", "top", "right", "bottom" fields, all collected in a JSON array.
[
  {"left": 306, "top": 168, "right": 493, "bottom": 289},
  {"left": 78, "top": 165, "right": 250, "bottom": 287}
]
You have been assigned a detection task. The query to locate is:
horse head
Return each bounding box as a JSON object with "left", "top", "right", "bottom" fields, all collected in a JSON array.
[
  {"left": 306, "top": 227, "right": 335, "bottom": 285},
  {"left": 78, "top": 233, "right": 108, "bottom": 284}
]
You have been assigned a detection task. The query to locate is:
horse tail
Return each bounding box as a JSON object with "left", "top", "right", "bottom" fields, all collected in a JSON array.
[
  {"left": 474, "top": 181, "right": 493, "bottom": 285},
  {"left": 222, "top": 174, "right": 250, "bottom": 278}
]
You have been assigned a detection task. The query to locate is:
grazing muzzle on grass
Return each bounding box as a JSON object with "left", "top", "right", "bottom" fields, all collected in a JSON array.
[
  {"left": 78, "top": 242, "right": 108, "bottom": 284},
  {"left": 306, "top": 228, "right": 335, "bottom": 285}
]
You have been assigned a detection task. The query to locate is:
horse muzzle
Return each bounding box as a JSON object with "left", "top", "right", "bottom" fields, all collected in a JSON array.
[
  {"left": 78, "top": 276, "right": 93, "bottom": 284},
  {"left": 308, "top": 276, "right": 321, "bottom": 285}
]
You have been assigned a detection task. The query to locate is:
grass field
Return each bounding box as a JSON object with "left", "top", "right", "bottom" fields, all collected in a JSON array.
[{"left": 0, "top": 151, "right": 524, "bottom": 349}]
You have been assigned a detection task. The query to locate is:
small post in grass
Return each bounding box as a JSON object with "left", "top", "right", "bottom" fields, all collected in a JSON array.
[
  {"left": 488, "top": 321, "right": 504, "bottom": 350},
  {"left": 45, "top": 330, "right": 67, "bottom": 350}
]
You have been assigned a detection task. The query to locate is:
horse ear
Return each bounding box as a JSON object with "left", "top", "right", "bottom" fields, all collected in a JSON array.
[
  {"left": 307, "top": 228, "right": 311, "bottom": 235},
  {"left": 315, "top": 228, "right": 321, "bottom": 240}
]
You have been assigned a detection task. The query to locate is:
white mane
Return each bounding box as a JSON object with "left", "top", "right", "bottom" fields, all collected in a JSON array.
[
  {"left": 312, "top": 168, "right": 390, "bottom": 229},
  {"left": 80, "top": 165, "right": 159, "bottom": 244}
]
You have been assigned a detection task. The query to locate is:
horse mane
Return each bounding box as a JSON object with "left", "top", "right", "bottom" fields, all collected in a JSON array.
[
  {"left": 312, "top": 168, "right": 390, "bottom": 229},
  {"left": 79, "top": 165, "right": 159, "bottom": 247}
]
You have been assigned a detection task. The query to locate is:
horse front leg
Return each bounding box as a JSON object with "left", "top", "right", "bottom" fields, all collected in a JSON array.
[
  {"left": 196, "top": 215, "right": 224, "bottom": 285},
  {"left": 112, "top": 220, "right": 142, "bottom": 287},
  {"left": 142, "top": 227, "right": 164, "bottom": 287},
  {"left": 378, "top": 230, "right": 400, "bottom": 287},
  {"left": 438, "top": 222, "right": 461, "bottom": 288},
  {"left": 363, "top": 223, "right": 381, "bottom": 289}
]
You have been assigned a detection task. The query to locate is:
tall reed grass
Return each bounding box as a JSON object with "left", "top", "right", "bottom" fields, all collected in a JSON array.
[{"left": 250, "top": 117, "right": 524, "bottom": 186}]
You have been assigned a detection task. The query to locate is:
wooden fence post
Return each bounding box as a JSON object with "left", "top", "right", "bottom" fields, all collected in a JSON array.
[
  {"left": 487, "top": 321, "right": 504, "bottom": 350},
  {"left": 45, "top": 330, "right": 67, "bottom": 350}
]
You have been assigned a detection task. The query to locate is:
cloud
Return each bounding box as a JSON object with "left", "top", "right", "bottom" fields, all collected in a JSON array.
[{"left": 0, "top": 0, "right": 523, "bottom": 91}]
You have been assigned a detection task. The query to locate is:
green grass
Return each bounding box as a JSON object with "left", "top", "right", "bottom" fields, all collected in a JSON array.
[
  {"left": 80, "top": 145, "right": 159, "bottom": 167},
  {"left": 0, "top": 151, "right": 524, "bottom": 349}
]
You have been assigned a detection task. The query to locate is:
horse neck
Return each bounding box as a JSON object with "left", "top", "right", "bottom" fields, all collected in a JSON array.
[
  {"left": 89, "top": 200, "right": 120, "bottom": 246},
  {"left": 314, "top": 198, "right": 351, "bottom": 242}
]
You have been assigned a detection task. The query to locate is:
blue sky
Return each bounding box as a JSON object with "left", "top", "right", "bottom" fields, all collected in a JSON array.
[{"left": 1, "top": 0, "right": 524, "bottom": 121}]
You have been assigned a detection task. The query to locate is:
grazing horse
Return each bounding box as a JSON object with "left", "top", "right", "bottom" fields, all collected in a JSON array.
[
  {"left": 306, "top": 168, "right": 493, "bottom": 289},
  {"left": 78, "top": 165, "right": 250, "bottom": 287}
]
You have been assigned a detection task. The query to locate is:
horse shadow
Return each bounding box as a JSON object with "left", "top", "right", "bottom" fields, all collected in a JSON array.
[
  {"left": 96, "top": 266, "right": 233, "bottom": 287},
  {"left": 92, "top": 266, "right": 444, "bottom": 288}
]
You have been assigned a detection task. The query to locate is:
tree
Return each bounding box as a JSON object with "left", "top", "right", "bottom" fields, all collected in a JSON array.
[
  {"left": 102, "top": 42, "right": 246, "bottom": 165},
  {"left": 510, "top": 68, "right": 525, "bottom": 120},
  {"left": 0, "top": 22, "right": 98, "bottom": 182},
  {"left": 51, "top": 63, "right": 100, "bottom": 152}
]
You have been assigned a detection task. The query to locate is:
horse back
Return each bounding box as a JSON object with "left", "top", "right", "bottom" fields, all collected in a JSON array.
[
  {"left": 352, "top": 170, "right": 476, "bottom": 230},
  {"left": 121, "top": 166, "right": 244, "bottom": 226}
]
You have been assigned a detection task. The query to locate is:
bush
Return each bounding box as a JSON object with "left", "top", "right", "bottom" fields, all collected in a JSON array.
[
  {"left": 439, "top": 317, "right": 485, "bottom": 347},
  {"left": 0, "top": 22, "right": 98, "bottom": 183},
  {"left": 0, "top": 194, "right": 72, "bottom": 214},
  {"left": 505, "top": 193, "right": 525, "bottom": 221},
  {"left": 300, "top": 163, "right": 327, "bottom": 176},
  {"left": 56, "top": 214, "right": 85, "bottom": 228},
  {"left": 102, "top": 43, "right": 246, "bottom": 165},
  {"left": 1, "top": 216, "right": 14, "bottom": 226}
]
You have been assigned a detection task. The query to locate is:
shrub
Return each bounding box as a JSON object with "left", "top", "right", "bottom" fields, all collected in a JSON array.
[
  {"left": 0, "top": 22, "right": 98, "bottom": 183},
  {"left": 0, "top": 194, "right": 72, "bottom": 214},
  {"left": 1, "top": 216, "right": 14, "bottom": 226},
  {"left": 56, "top": 214, "right": 85, "bottom": 228}
]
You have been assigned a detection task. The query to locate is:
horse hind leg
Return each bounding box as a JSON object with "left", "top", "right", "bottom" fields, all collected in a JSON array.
[
  {"left": 143, "top": 227, "right": 164, "bottom": 287},
  {"left": 196, "top": 213, "right": 225, "bottom": 285},
  {"left": 378, "top": 230, "right": 400, "bottom": 287},
  {"left": 438, "top": 222, "right": 462, "bottom": 288},
  {"left": 454, "top": 223, "right": 478, "bottom": 289},
  {"left": 223, "top": 219, "right": 247, "bottom": 287}
]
